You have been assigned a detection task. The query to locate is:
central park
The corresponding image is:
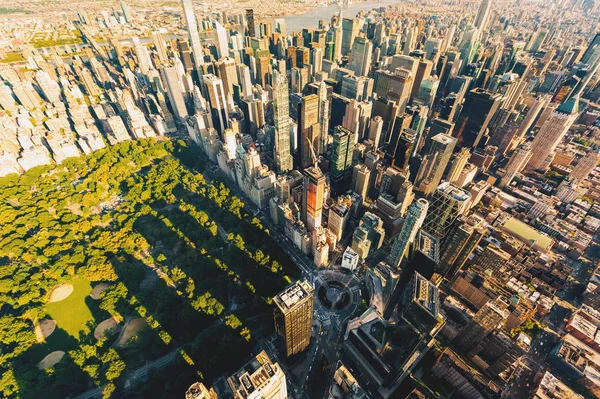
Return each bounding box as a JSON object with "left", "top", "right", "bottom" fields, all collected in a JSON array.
[{"left": 0, "top": 138, "right": 300, "bottom": 399}]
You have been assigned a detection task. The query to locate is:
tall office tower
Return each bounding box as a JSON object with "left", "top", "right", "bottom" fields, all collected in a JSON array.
[
  {"left": 317, "top": 82, "right": 330, "bottom": 154},
  {"left": 415, "top": 134, "right": 457, "bottom": 196},
  {"left": 257, "top": 56, "right": 271, "bottom": 88},
  {"left": 186, "top": 382, "right": 218, "bottom": 399},
  {"left": 570, "top": 149, "right": 600, "bottom": 182},
  {"left": 237, "top": 64, "right": 253, "bottom": 99},
  {"left": 422, "top": 182, "right": 471, "bottom": 240},
  {"left": 35, "top": 70, "right": 61, "bottom": 103},
  {"left": 437, "top": 215, "right": 486, "bottom": 279},
  {"left": 352, "top": 164, "right": 371, "bottom": 200},
  {"left": 387, "top": 198, "right": 429, "bottom": 268},
  {"left": 214, "top": 21, "right": 229, "bottom": 59},
  {"left": 474, "top": 0, "right": 492, "bottom": 31},
  {"left": 348, "top": 37, "right": 373, "bottom": 77},
  {"left": 498, "top": 144, "right": 532, "bottom": 188},
  {"left": 511, "top": 95, "right": 550, "bottom": 149},
  {"left": 311, "top": 47, "right": 323, "bottom": 74},
  {"left": 120, "top": 1, "right": 132, "bottom": 23},
  {"left": 446, "top": 147, "right": 471, "bottom": 184},
  {"left": 331, "top": 126, "right": 357, "bottom": 182},
  {"left": 403, "top": 26, "right": 418, "bottom": 55},
  {"left": 274, "top": 280, "right": 314, "bottom": 357},
  {"left": 177, "top": 38, "right": 194, "bottom": 72},
  {"left": 132, "top": 36, "right": 152, "bottom": 74},
  {"left": 160, "top": 66, "right": 188, "bottom": 122},
  {"left": 245, "top": 9, "right": 256, "bottom": 37},
  {"left": 351, "top": 212, "right": 386, "bottom": 259},
  {"left": 299, "top": 94, "right": 321, "bottom": 169},
  {"left": 302, "top": 165, "right": 326, "bottom": 231},
  {"left": 152, "top": 31, "right": 169, "bottom": 62},
  {"left": 341, "top": 18, "right": 359, "bottom": 55},
  {"left": 415, "top": 76, "right": 439, "bottom": 108},
  {"left": 391, "top": 128, "right": 416, "bottom": 171},
  {"left": 456, "top": 300, "right": 509, "bottom": 351},
  {"left": 274, "top": 18, "right": 286, "bottom": 36},
  {"left": 203, "top": 74, "right": 229, "bottom": 136},
  {"left": 227, "top": 351, "right": 287, "bottom": 398},
  {"left": 454, "top": 88, "right": 502, "bottom": 149},
  {"left": 273, "top": 72, "right": 293, "bottom": 172},
  {"left": 581, "top": 33, "right": 600, "bottom": 65},
  {"left": 368, "top": 116, "right": 384, "bottom": 149},
  {"left": 216, "top": 57, "right": 238, "bottom": 98},
  {"left": 181, "top": 0, "right": 204, "bottom": 75},
  {"left": 526, "top": 94, "right": 580, "bottom": 171}
]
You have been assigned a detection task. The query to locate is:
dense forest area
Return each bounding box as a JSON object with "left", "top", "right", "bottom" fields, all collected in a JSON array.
[{"left": 0, "top": 138, "right": 299, "bottom": 398}]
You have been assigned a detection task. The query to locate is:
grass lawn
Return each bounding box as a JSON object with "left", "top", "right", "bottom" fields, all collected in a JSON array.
[{"left": 45, "top": 277, "right": 98, "bottom": 339}]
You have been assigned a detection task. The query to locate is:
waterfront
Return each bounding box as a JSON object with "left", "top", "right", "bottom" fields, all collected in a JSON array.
[{"left": 284, "top": 0, "right": 403, "bottom": 33}]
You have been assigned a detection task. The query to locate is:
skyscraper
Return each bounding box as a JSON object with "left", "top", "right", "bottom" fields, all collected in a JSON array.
[
  {"left": 317, "top": 82, "right": 330, "bottom": 154},
  {"left": 387, "top": 198, "right": 429, "bottom": 268},
  {"left": 132, "top": 36, "right": 152, "bottom": 74},
  {"left": 415, "top": 133, "right": 457, "bottom": 196},
  {"left": 160, "top": 66, "right": 188, "bottom": 122},
  {"left": 302, "top": 166, "right": 326, "bottom": 231},
  {"left": 273, "top": 71, "right": 293, "bottom": 172},
  {"left": 341, "top": 18, "right": 359, "bottom": 55},
  {"left": 348, "top": 37, "right": 373, "bottom": 77},
  {"left": 203, "top": 74, "right": 229, "bottom": 136},
  {"left": 181, "top": 0, "right": 205, "bottom": 75},
  {"left": 570, "top": 149, "right": 600, "bottom": 182},
  {"left": 227, "top": 351, "right": 287, "bottom": 398},
  {"left": 454, "top": 88, "right": 502, "bottom": 149},
  {"left": 498, "top": 144, "right": 531, "bottom": 188},
  {"left": 152, "top": 31, "right": 169, "bottom": 62},
  {"left": 474, "top": 0, "right": 492, "bottom": 31},
  {"left": 120, "top": 1, "right": 132, "bottom": 23},
  {"left": 274, "top": 280, "right": 314, "bottom": 357},
  {"left": 246, "top": 9, "right": 256, "bottom": 37},
  {"left": 299, "top": 94, "right": 321, "bottom": 169},
  {"left": 445, "top": 147, "right": 471, "bottom": 184},
  {"left": 330, "top": 126, "right": 357, "bottom": 182},
  {"left": 422, "top": 182, "right": 471, "bottom": 240},
  {"left": 214, "top": 20, "right": 229, "bottom": 59},
  {"left": 526, "top": 94, "right": 580, "bottom": 171},
  {"left": 437, "top": 215, "right": 486, "bottom": 279}
]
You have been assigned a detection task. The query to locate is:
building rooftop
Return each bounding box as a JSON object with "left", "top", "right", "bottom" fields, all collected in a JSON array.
[{"left": 274, "top": 280, "right": 314, "bottom": 311}]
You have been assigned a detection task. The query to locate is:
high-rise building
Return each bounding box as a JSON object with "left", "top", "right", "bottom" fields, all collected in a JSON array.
[
  {"left": 274, "top": 280, "right": 314, "bottom": 357},
  {"left": 526, "top": 94, "right": 580, "bottom": 171},
  {"left": 120, "top": 1, "right": 132, "bottom": 23},
  {"left": 348, "top": 37, "right": 373, "bottom": 77},
  {"left": 352, "top": 164, "right": 371, "bottom": 200},
  {"left": 152, "top": 31, "right": 169, "bottom": 62},
  {"left": 581, "top": 32, "right": 600, "bottom": 66},
  {"left": 423, "top": 182, "right": 471, "bottom": 240},
  {"left": 216, "top": 57, "right": 238, "bottom": 98},
  {"left": 227, "top": 351, "right": 287, "bottom": 398},
  {"left": 456, "top": 300, "right": 509, "bottom": 351},
  {"left": 160, "top": 65, "right": 188, "bottom": 122},
  {"left": 203, "top": 74, "right": 229, "bottom": 136},
  {"left": 570, "top": 149, "right": 600, "bottom": 182},
  {"left": 302, "top": 165, "right": 326, "bottom": 231},
  {"left": 246, "top": 9, "right": 256, "bottom": 37},
  {"left": 437, "top": 215, "right": 486, "bottom": 279},
  {"left": 214, "top": 21, "right": 229, "bottom": 59},
  {"left": 387, "top": 198, "right": 429, "bottom": 268},
  {"left": 299, "top": 94, "right": 321, "bottom": 169},
  {"left": 351, "top": 212, "right": 386, "bottom": 259},
  {"left": 132, "top": 36, "right": 152, "bottom": 74},
  {"left": 273, "top": 72, "right": 293, "bottom": 172},
  {"left": 498, "top": 144, "right": 532, "bottom": 188},
  {"left": 181, "top": 0, "right": 205, "bottom": 75},
  {"left": 341, "top": 18, "right": 359, "bottom": 55},
  {"left": 454, "top": 88, "right": 502, "bottom": 149},
  {"left": 415, "top": 134, "right": 457, "bottom": 196},
  {"left": 317, "top": 82, "right": 330, "bottom": 154},
  {"left": 446, "top": 147, "right": 471, "bottom": 184},
  {"left": 331, "top": 126, "right": 357, "bottom": 182},
  {"left": 474, "top": 0, "right": 492, "bottom": 31}
]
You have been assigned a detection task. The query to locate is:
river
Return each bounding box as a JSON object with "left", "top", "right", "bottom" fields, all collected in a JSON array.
[{"left": 284, "top": 0, "right": 403, "bottom": 33}]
